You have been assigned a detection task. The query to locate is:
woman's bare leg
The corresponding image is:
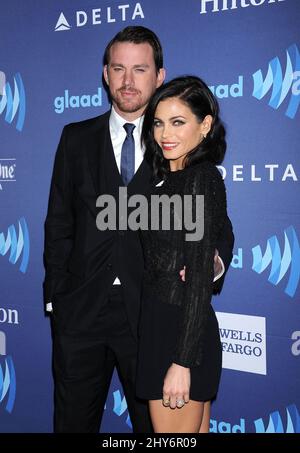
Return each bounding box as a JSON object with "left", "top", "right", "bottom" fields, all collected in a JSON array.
[
  {"left": 149, "top": 399, "right": 204, "bottom": 433},
  {"left": 199, "top": 401, "right": 211, "bottom": 433}
]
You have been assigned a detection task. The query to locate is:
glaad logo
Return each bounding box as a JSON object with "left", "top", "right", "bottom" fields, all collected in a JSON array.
[
  {"left": 210, "top": 404, "right": 300, "bottom": 433},
  {"left": 254, "top": 404, "right": 300, "bottom": 433},
  {"left": 252, "top": 44, "right": 300, "bottom": 119},
  {"left": 207, "top": 44, "right": 300, "bottom": 119},
  {"left": 54, "top": 88, "right": 102, "bottom": 114},
  {"left": 252, "top": 226, "right": 300, "bottom": 298},
  {"left": 54, "top": 3, "right": 145, "bottom": 32},
  {"left": 0, "top": 217, "right": 30, "bottom": 273},
  {"left": 209, "top": 76, "right": 243, "bottom": 99},
  {"left": 0, "top": 71, "right": 26, "bottom": 131},
  {"left": 291, "top": 330, "right": 300, "bottom": 356},
  {"left": 210, "top": 417, "right": 245, "bottom": 433},
  {"left": 112, "top": 390, "right": 132, "bottom": 429},
  {"left": 0, "top": 331, "right": 16, "bottom": 413}
]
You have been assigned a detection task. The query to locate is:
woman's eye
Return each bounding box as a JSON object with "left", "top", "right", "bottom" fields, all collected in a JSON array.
[
  {"left": 173, "top": 120, "right": 185, "bottom": 126},
  {"left": 154, "top": 121, "right": 162, "bottom": 128}
]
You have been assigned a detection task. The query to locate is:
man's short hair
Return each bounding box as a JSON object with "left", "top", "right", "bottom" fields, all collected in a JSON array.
[{"left": 104, "top": 26, "right": 163, "bottom": 73}]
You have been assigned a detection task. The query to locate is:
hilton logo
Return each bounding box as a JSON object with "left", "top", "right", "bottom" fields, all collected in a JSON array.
[{"left": 200, "top": 0, "right": 285, "bottom": 14}]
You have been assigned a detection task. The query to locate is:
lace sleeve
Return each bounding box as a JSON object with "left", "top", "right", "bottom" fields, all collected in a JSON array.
[{"left": 172, "top": 164, "right": 227, "bottom": 368}]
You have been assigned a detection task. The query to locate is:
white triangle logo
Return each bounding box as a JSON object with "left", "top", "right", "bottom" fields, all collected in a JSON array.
[{"left": 54, "top": 12, "right": 71, "bottom": 32}]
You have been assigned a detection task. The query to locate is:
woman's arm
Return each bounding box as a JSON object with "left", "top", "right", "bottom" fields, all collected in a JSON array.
[{"left": 173, "top": 164, "right": 227, "bottom": 368}]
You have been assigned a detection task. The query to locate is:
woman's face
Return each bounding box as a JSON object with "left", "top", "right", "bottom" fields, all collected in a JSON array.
[{"left": 153, "top": 97, "right": 212, "bottom": 171}]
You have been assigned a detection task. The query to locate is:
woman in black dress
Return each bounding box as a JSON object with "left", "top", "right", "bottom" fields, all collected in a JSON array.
[{"left": 136, "top": 76, "right": 228, "bottom": 432}]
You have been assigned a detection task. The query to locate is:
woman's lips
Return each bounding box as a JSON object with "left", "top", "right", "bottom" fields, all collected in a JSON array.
[{"left": 161, "top": 142, "right": 178, "bottom": 151}]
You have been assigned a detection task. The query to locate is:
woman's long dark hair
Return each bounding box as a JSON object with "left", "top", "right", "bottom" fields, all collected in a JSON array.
[{"left": 142, "top": 75, "right": 226, "bottom": 180}]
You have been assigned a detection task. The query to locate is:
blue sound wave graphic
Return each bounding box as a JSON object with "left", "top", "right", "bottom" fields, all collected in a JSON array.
[
  {"left": 254, "top": 404, "right": 300, "bottom": 433},
  {"left": 0, "top": 217, "right": 30, "bottom": 273},
  {"left": 0, "top": 72, "right": 26, "bottom": 131},
  {"left": 252, "top": 226, "right": 300, "bottom": 298},
  {"left": 0, "top": 356, "right": 16, "bottom": 413},
  {"left": 113, "top": 390, "right": 132, "bottom": 429},
  {"left": 252, "top": 44, "right": 300, "bottom": 119}
]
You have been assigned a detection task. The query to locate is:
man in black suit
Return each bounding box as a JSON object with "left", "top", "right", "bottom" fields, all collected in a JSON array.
[{"left": 43, "top": 26, "right": 234, "bottom": 433}]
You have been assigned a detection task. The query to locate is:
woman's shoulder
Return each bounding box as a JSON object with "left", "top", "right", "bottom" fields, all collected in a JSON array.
[
  {"left": 186, "top": 162, "right": 227, "bottom": 215},
  {"left": 186, "top": 161, "right": 223, "bottom": 185}
]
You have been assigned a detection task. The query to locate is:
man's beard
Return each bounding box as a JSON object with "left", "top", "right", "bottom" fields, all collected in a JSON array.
[{"left": 111, "top": 88, "right": 145, "bottom": 113}]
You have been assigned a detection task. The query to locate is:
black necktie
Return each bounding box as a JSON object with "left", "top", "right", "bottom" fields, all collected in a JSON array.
[{"left": 121, "top": 123, "right": 135, "bottom": 185}]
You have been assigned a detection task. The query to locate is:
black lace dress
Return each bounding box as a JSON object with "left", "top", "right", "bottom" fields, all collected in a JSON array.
[{"left": 136, "top": 161, "right": 227, "bottom": 402}]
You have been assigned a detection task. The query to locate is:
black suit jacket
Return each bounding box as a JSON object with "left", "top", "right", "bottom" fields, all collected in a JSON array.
[{"left": 43, "top": 111, "right": 234, "bottom": 337}]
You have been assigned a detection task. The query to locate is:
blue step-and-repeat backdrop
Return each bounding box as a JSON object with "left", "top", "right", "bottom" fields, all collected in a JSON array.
[{"left": 0, "top": 0, "right": 299, "bottom": 433}]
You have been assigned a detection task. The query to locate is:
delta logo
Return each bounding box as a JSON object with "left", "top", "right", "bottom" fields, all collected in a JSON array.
[{"left": 54, "top": 3, "right": 144, "bottom": 32}]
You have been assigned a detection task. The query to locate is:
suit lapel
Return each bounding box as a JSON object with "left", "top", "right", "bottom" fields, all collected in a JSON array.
[
  {"left": 85, "top": 112, "right": 110, "bottom": 197},
  {"left": 104, "top": 132, "right": 124, "bottom": 195},
  {"left": 127, "top": 158, "right": 153, "bottom": 196},
  {"left": 84, "top": 112, "right": 154, "bottom": 217}
]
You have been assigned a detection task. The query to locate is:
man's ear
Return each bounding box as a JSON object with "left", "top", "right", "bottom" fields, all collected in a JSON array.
[
  {"left": 156, "top": 68, "right": 166, "bottom": 88},
  {"left": 103, "top": 65, "right": 109, "bottom": 85}
]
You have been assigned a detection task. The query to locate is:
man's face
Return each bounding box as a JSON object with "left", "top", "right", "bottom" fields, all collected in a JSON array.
[{"left": 104, "top": 42, "right": 165, "bottom": 120}]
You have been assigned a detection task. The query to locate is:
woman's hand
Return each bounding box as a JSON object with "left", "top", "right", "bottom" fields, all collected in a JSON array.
[
  {"left": 162, "top": 363, "right": 190, "bottom": 409},
  {"left": 179, "top": 249, "right": 222, "bottom": 282}
]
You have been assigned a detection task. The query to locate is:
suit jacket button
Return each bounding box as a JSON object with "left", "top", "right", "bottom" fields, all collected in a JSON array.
[{"left": 106, "top": 263, "right": 112, "bottom": 269}]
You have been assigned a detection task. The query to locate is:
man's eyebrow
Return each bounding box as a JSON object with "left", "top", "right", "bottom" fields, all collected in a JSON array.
[
  {"left": 109, "top": 63, "right": 125, "bottom": 67},
  {"left": 133, "top": 64, "right": 150, "bottom": 68},
  {"left": 109, "top": 63, "right": 150, "bottom": 68}
]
